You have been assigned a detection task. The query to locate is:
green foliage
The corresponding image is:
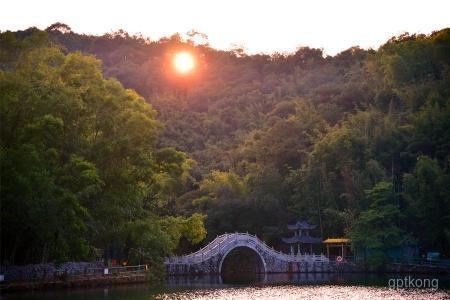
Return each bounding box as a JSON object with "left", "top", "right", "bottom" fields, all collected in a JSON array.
[
  {"left": 349, "top": 182, "right": 410, "bottom": 269},
  {"left": 0, "top": 32, "right": 205, "bottom": 266},
  {"left": 191, "top": 171, "right": 251, "bottom": 237},
  {"left": 1, "top": 26, "right": 450, "bottom": 269},
  {"left": 403, "top": 156, "right": 450, "bottom": 251},
  {"left": 159, "top": 213, "right": 207, "bottom": 251}
]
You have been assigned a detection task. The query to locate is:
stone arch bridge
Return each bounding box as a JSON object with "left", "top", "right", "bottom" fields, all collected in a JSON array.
[{"left": 165, "top": 233, "right": 330, "bottom": 275}]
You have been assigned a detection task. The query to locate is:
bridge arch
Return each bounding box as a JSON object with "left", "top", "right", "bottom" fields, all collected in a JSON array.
[{"left": 218, "top": 243, "right": 267, "bottom": 274}]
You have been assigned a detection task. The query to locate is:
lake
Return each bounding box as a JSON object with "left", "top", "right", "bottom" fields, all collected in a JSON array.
[{"left": 3, "top": 273, "right": 450, "bottom": 299}]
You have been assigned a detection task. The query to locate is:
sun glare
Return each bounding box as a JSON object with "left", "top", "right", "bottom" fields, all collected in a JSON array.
[{"left": 174, "top": 52, "right": 195, "bottom": 74}]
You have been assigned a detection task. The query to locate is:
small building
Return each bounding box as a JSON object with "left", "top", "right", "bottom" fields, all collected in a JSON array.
[
  {"left": 323, "top": 238, "right": 351, "bottom": 261},
  {"left": 282, "top": 220, "right": 323, "bottom": 255}
]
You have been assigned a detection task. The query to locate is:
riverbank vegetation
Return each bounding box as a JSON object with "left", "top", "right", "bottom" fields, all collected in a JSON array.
[{"left": 1, "top": 24, "right": 449, "bottom": 270}]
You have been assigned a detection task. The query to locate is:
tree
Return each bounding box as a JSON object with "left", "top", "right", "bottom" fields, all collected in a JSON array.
[
  {"left": 404, "top": 156, "right": 450, "bottom": 253},
  {"left": 45, "top": 22, "right": 73, "bottom": 34},
  {"left": 350, "top": 182, "right": 410, "bottom": 269}
]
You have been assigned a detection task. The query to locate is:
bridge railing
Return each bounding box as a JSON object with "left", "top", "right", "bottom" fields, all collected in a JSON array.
[
  {"left": 166, "top": 233, "right": 229, "bottom": 264},
  {"left": 185, "top": 233, "right": 229, "bottom": 257},
  {"left": 241, "top": 232, "right": 327, "bottom": 262},
  {"left": 166, "top": 233, "right": 231, "bottom": 264}
]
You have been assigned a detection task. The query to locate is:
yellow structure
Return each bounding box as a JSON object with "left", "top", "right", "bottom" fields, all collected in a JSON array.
[{"left": 323, "top": 238, "right": 351, "bottom": 260}]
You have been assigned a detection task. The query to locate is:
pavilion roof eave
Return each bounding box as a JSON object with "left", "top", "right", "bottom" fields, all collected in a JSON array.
[
  {"left": 323, "top": 238, "right": 350, "bottom": 244},
  {"left": 287, "top": 220, "right": 317, "bottom": 230}
]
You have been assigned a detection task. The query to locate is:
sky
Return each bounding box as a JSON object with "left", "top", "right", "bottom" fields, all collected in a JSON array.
[{"left": 1, "top": 0, "right": 449, "bottom": 55}]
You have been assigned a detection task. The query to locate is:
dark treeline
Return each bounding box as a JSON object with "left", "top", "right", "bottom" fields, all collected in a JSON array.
[{"left": 1, "top": 23, "right": 449, "bottom": 270}]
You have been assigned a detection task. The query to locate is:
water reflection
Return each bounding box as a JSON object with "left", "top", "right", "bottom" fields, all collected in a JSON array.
[
  {"left": 158, "top": 285, "right": 450, "bottom": 300},
  {"left": 3, "top": 273, "right": 450, "bottom": 300},
  {"left": 166, "top": 272, "right": 392, "bottom": 287},
  {"left": 163, "top": 273, "right": 450, "bottom": 299}
]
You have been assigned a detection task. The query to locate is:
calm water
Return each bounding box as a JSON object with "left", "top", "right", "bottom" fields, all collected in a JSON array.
[{"left": 2, "top": 273, "right": 450, "bottom": 300}]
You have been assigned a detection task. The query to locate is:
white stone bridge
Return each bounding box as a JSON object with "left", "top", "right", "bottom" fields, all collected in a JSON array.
[{"left": 165, "top": 233, "right": 330, "bottom": 275}]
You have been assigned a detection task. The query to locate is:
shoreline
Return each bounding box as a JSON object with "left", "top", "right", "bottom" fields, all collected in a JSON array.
[
  {"left": 2, "top": 267, "right": 449, "bottom": 293},
  {"left": 0, "top": 272, "right": 151, "bottom": 293}
]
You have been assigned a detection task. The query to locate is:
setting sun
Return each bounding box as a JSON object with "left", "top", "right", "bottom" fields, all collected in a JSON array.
[{"left": 174, "top": 52, "right": 195, "bottom": 74}]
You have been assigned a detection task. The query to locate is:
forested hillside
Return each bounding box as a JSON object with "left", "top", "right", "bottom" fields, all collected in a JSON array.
[{"left": 1, "top": 24, "right": 449, "bottom": 269}]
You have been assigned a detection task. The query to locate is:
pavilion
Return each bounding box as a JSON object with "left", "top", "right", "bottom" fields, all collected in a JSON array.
[{"left": 282, "top": 220, "right": 323, "bottom": 255}]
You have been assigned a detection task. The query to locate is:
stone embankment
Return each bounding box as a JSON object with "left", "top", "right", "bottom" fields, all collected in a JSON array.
[{"left": 0, "top": 263, "right": 150, "bottom": 292}]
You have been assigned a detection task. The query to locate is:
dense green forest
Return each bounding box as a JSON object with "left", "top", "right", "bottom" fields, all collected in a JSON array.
[{"left": 1, "top": 24, "right": 449, "bottom": 270}]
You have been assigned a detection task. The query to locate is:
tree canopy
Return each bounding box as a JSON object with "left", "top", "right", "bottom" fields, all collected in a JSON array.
[{"left": 1, "top": 25, "right": 449, "bottom": 268}]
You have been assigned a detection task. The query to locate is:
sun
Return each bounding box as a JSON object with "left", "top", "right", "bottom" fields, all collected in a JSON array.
[{"left": 173, "top": 52, "right": 195, "bottom": 74}]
